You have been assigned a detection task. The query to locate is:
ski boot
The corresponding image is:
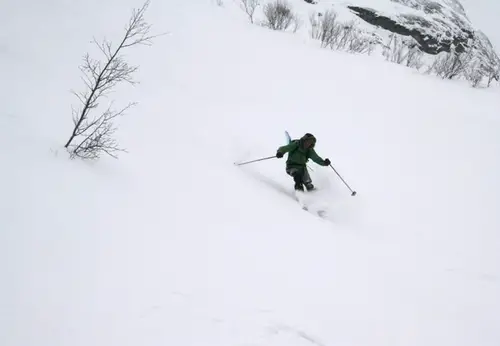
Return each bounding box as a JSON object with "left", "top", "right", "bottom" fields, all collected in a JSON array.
[
  {"left": 305, "top": 183, "right": 315, "bottom": 191},
  {"left": 294, "top": 182, "right": 304, "bottom": 191}
]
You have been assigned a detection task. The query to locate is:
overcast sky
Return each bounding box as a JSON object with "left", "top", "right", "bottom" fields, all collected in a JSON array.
[{"left": 460, "top": 0, "right": 500, "bottom": 49}]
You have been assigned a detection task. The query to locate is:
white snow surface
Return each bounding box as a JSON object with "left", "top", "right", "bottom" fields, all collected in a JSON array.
[{"left": 1, "top": 0, "right": 500, "bottom": 345}]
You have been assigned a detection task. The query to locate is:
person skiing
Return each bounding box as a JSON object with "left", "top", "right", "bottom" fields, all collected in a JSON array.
[{"left": 276, "top": 133, "right": 331, "bottom": 191}]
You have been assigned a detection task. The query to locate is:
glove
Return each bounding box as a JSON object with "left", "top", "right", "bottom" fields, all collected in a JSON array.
[
  {"left": 276, "top": 151, "right": 284, "bottom": 158},
  {"left": 323, "top": 158, "right": 331, "bottom": 166}
]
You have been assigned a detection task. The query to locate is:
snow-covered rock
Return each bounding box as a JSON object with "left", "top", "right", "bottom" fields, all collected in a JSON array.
[
  {"left": 300, "top": 0, "right": 499, "bottom": 83},
  {"left": 347, "top": 0, "right": 472, "bottom": 55},
  {"left": 339, "top": 0, "right": 497, "bottom": 58}
]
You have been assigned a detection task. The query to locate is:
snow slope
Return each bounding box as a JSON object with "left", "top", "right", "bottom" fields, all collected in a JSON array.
[{"left": 1, "top": 0, "right": 500, "bottom": 345}]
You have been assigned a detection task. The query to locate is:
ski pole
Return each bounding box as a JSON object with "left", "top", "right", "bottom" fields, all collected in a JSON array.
[
  {"left": 329, "top": 164, "right": 357, "bottom": 196},
  {"left": 234, "top": 155, "right": 276, "bottom": 166}
]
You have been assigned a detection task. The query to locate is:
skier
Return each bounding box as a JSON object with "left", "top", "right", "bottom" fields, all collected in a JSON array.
[{"left": 276, "top": 133, "right": 331, "bottom": 191}]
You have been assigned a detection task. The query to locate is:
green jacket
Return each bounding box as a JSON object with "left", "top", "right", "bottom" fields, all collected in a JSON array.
[{"left": 278, "top": 139, "right": 327, "bottom": 168}]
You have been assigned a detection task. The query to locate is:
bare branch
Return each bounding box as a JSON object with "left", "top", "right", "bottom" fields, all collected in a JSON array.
[
  {"left": 65, "top": 0, "right": 159, "bottom": 159},
  {"left": 71, "top": 102, "right": 135, "bottom": 160},
  {"left": 71, "top": 90, "right": 87, "bottom": 105},
  {"left": 239, "top": 0, "right": 260, "bottom": 24}
]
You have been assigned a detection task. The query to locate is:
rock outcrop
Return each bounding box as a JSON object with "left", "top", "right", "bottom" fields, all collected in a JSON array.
[{"left": 347, "top": 0, "right": 475, "bottom": 55}]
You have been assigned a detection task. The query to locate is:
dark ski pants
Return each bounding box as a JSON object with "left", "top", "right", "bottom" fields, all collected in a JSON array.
[{"left": 286, "top": 166, "right": 312, "bottom": 186}]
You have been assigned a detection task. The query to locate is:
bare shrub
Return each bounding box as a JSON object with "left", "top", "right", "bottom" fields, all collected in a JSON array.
[
  {"left": 65, "top": 1, "right": 159, "bottom": 159},
  {"left": 345, "top": 24, "right": 372, "bottom": 54},
  {"left": 310, "top": 11, "right": 370, "bottom": 54},
  {"left": 426, "top": 42, "right": 498, "bottom": 87},
  {"left": 291, "top": 15, "right": 302, "bottom": 33},
  {"left": 309, "top": 12, "right": 319, "bottom": 38},
  {"left": 464, "top": 62, "right": 484, "bottom": 87},
  {"left": 406, "top": 45, "right": 424, "bottom": 70},
  {"left": 262, "top": 0, "right": 298, "bottom": 31},
  {"left": 429, "top": 48, "right": 472, "bottom": 80},
  {"left": 239, "top": 0, "right": 259, "bottom": 23},
  {"left": 383, "top": 34, "right": 424, "bottom": 69},
  {"left": 364, "top": 33, "right": 380, "bottom": 55},
  {"left": 309, "top": 10, "right": 339, "bottom": 47},
  {"left": 487, "top": 67, "right": 500, "bottom": 86},
  {"left": 383, "top": 34, "right": 408, "bottom": 64},
  {"left": 332, "top": 21, "right": 355, "bottom": 50},
  {"left": 473, "top": 37, "right": 500, "bottom": 87},
  {"left": 330, "top": 21, "right": 371, "bottom": 54},
  {"left": 484, "top": 65, "right": 500, "bottom": 87}
]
